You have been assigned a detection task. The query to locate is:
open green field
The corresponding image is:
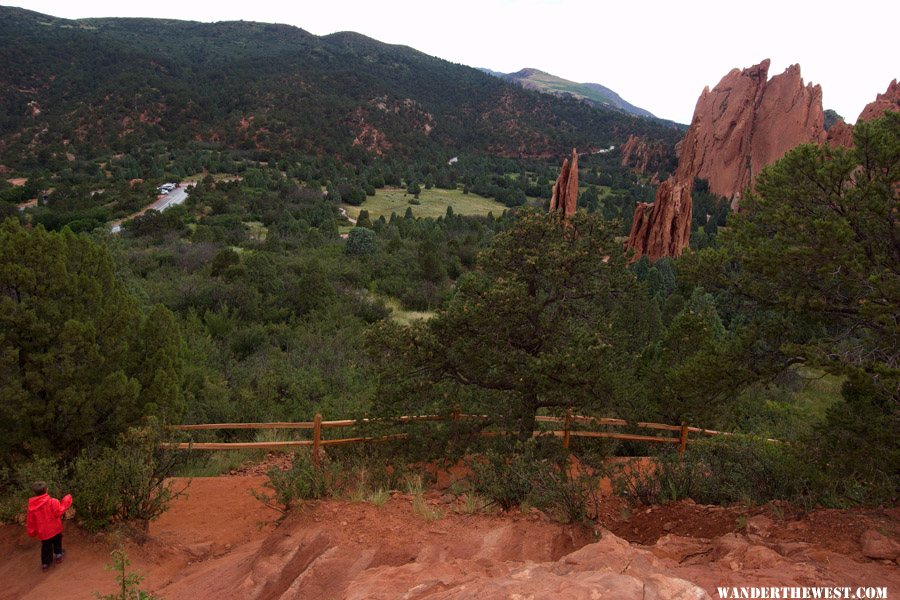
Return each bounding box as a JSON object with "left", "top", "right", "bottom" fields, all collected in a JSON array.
[{"left": 343, "top": 187, "right": 507, "bottom": 221}]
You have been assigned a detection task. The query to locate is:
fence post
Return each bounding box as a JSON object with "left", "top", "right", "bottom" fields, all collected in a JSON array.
[
  {"left": 563, "top": 410, "right": 572, "bottom": 450},
  {"left": 312, "top": 413, "right": 322, "bottom": 469},
  {"left": 678, "top": 422, "right": 689, "bottom": 455}
]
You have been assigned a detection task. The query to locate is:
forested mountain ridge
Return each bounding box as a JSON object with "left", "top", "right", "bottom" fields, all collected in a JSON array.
[{"left": 0, "top": 6, "right": 681, "bottom": 173}]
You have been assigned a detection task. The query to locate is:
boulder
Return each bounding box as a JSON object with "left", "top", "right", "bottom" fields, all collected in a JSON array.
[
  {"left": 745, "top": 515, "right": 774, "bottom": 537},
  {"left": 184, "top": 541, "right": 214, "bottom": 560},
  {"left": 860, "top": 529, "right": 900, "bottom": 561}
]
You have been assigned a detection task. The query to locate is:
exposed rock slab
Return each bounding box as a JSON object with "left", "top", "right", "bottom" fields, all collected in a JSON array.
[{"left": 345, "top": 530, "right": 712, "bottom": 600}]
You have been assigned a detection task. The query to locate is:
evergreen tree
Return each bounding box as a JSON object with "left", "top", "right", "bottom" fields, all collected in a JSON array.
[
  {"left": 367, "top": 210, "right": 643, "bottom": 441},
  {"left": 0, "top": 219, "right": 184, "bottom": 462}
]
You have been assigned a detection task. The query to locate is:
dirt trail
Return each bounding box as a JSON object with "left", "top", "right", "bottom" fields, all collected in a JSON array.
[
  {"left": 0, "top": 472, "right": 897, "bottom": 599},
  {"left": 0, "top": 477, "right": 274, "bottom": 600}
]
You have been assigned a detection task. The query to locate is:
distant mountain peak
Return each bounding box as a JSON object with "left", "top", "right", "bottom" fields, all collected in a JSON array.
[{"left": 481, "top": 67, "right": 657, "bottom": 120}]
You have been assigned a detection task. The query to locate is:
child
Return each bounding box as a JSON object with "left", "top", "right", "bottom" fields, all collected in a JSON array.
[{"left": 26, "top": 481, "right": 73, "bottom": 572}]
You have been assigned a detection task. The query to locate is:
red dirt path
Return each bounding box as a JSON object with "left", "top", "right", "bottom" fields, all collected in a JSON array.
[{"left": 0, "top": 469, "right": 897, "bottom": 599}]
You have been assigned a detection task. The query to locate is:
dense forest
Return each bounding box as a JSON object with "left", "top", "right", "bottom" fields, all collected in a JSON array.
[{"left": 0, "top": 6, "right": 896, "bottom": 531}]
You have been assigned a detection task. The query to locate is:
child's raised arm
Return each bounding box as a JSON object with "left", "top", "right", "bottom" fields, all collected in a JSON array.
[{"left": 54, "top": 494, "right": 73, "bottom": 517}]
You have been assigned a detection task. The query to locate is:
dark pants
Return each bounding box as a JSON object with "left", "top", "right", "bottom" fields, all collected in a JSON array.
[{"left": 40, "top": 533, "right": 62, "bottom": 567}]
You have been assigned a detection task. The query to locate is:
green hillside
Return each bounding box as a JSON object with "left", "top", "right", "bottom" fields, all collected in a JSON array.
[{"left": 0, "top": 7, "right": 681, "bottom": 174}]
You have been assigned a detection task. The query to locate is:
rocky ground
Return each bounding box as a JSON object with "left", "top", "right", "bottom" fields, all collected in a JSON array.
[{"left": 0, "top": 464, "right": 897, "bottom": 599}]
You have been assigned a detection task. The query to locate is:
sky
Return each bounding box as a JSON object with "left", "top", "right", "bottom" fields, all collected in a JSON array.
[{"left": 7, "top": 0, "right": 898, "bottom": 124}]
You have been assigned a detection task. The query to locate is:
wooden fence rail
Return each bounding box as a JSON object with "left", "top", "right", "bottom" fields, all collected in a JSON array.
[{"left": 165, "top": 413, "right": 723, "bottom": 459}]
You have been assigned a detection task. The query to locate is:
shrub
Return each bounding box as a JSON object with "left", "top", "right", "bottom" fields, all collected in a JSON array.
[
  {"left": 467, "top": 440, "right": 603, "bottom": 522},
  {"left": 262, "top": 451, "right": 330, "bottom": 510},
  {"left": 527, "top": 461, "right": 602, "bottom": 524},
  {"left": 808, "top": 371, "right": 899, "bottom": 505},
  {"left": 72, "top": 421, "right": 187, "bottom": 533},
  {"left": 345, "top": 227, "right": 377, "bottom": 256},
  {"left": 96, "top": 548, "right": 160, "bottom": 600},
  {"left": 0, "top": 456, "right": 68, "bottom": 524},
  {"left": 615, "top": 435, "right": 822, "bottom": 507},
  {"left": 468, "top": 449, "right": 535, "bottom": 511},
  {"left": 613, "top": 452, "right": 702, "bottom": 506}
]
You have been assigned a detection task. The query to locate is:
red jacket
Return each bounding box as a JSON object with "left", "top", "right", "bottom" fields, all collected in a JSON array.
[{"left": 26, "top": 493, "right": 73, "bottom": 541}]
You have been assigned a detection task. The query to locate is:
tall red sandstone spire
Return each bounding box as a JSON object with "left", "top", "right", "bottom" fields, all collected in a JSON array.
[{"left": 549, "top": 148, "right": 578, "bottom": 216}]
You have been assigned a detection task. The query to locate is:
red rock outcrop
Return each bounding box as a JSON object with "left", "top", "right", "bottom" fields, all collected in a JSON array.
[
  {"left": 626, "top": 179, "right": 692, "bottom": 261},
  {"left": 857, "top": 79, "right": 900, "bottom": 122},
  {"left": 626, "top": 60, "right": 827, "bottom": 260},
  {"left": 549, "top": 148, "right": 578, "bottom": 216},
  {"left": 823, "top": 80, "right": 899, "bottom": 149},
  {"left": 620, "top": 134, "right": 669, "bottom": 175},
  {"left": 679, "top": 60, "right": 825, "bottom": 201},
  {"left": 826, "top": 118, "right": 854, "bottom": 148}
]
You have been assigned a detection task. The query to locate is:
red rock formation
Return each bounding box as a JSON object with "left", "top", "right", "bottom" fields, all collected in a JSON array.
[
  {"left": 857, "top": 79, "right": 900, "bottom": 122},
  {"left": 627, "top": 60, "right": 827, "bottom": 260},
  {"left": 626, "top": 179, "right": 692, "bottom": 261},
  {"left": 549, "top": 148, "right": 578, "bottom": 216},
  {"left": 825, "top": 80, "right": 898, "bottom": 149},
  {"left": 678, "top": 60, "right": 825, "bottom": 201},
  {"left": 620, "top": 134, "right": 667, "bottom": 175},
  {"left": 826, "top": 118, "right": 854, "bottom": 148}
]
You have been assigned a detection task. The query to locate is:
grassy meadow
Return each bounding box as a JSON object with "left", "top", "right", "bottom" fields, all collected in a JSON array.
[{"left": 343, "top": 187, "right": 507, "bottom": 221}]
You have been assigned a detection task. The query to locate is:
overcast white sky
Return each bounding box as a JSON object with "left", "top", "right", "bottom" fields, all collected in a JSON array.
[{"left": 8, "top": 0, "right": 898, "bottom": 123}]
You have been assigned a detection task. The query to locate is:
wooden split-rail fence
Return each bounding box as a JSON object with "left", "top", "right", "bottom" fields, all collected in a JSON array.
[{"left": 166, "top": 413, "right": 736, "bottom": 465}]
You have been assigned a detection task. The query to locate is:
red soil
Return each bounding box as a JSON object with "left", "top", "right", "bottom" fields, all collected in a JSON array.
[{"left": 0, "top": 465, "right": 896, "bottom": 599}]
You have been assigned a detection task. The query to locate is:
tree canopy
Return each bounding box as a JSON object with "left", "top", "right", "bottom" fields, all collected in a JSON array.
[
  {"left": 367, "top": 209, "right": 653, "bottom": 440},
  {"left": 0, "top": 219, "right": 184, "bottom": 462},
  {"left": 683, "top": 113, "right": 899, "bottom": 497}
]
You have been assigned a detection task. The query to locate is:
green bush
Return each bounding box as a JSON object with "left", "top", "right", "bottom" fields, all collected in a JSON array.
[
  {"left": 467, "top": 440, "right": 603, "bottom": 522},
  {"left": 71, "top": 421, "right": 187, "bottom": 532},
  {"left": 468, "top": 449, "right": 535, "bottom": 511},
  {"left": 807, "top": 371, "right": 899, "bottom": 505},
  {"left": 0, "top": 456, "right": 68, "bottom": 524},
  {"left": 613, "top": 451, "right": 702, "bottom": 506},
  {"left": 263, "top": 451, "right": 330, "bottom": 510},
  {"left": 527, "top": 461, "right": 602, "bottom": 524},
  {"left": 344, "top": 227, "right": 377, "bottom": 256},
  {"left": 616, "top": 435, "right": 822, "bottom": 507}
]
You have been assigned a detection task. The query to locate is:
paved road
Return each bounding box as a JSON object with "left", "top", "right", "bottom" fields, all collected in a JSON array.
[{"left": 110, "top": 184, "right": 190, "bottom": 233}]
